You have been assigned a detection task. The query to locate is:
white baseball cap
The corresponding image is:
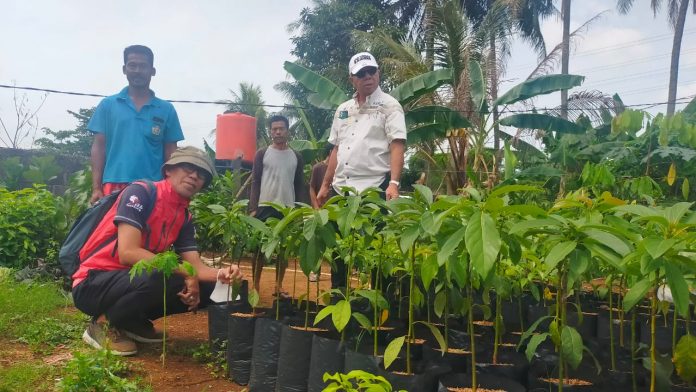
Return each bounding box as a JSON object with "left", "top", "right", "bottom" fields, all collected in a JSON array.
[{"left": 349, "top": 52, "right": 379, "bottom": 75}]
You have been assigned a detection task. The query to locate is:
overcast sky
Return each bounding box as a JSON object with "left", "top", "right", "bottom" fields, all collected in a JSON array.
[{"left": 1, "top": 0, "right": 695, "bottom": 151}]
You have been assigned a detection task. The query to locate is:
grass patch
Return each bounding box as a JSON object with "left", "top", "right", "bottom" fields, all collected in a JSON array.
[
  {"left": 0, "top": 361, "right": 58, "bottom": 392},
  {"left": 0, "top": 270, "right": 85, "bottom": 353}
]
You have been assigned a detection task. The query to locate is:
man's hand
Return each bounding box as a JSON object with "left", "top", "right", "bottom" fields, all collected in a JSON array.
[
  {"left": 386, "top": 183, "right": 399, "bottom": 200},
  {"left": 217, "top": 265, "right": 243, "bottom": 284},
  {"left": 317, "top": 184, "right": 330, "bottom": 206},
  {"left": 178, "top": 276, "right": 201, "bottom": 311},
  {"left": 90, "top": 189, "right": 104, "bottom": 204}
]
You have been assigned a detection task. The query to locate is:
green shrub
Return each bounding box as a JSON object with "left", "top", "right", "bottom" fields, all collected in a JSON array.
[
  {"left": 57, "top": 349, "right": 149, "bottom": 392},
  {"left": 0, "top": 185, "right": 62, "bottom": 267},
  {"left": 18, "top": 316, "right": 85, "bottom": 354}
]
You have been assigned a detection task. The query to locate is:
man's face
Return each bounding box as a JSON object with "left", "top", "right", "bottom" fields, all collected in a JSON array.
[
  {"left": 269, "top": 121, "right": 289, "bottom": 144},
  {"left": 350, "top": 66, "right": 380, "bottom": 98},
  {"left": 123, "top": 53, "right": 155, "bottom": 89},
  {"left": 165, "top": 164, "right": 206, "bottom": 199}
]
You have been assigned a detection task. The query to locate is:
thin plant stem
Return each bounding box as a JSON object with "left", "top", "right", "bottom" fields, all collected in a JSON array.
[
  {"left": 631, "top": 310, "right": 637, "bottom": 392},
  {"left": 162, "top": 278, "right": 167, "bottom": 367},
  {"left": 305, "top": 276, "right": 310, "bottom": 329},
  {"left": 609, "top": 280, "right": 616, "bottom": 371},
  {"left": 650, "top": 288, "right": 657, "bottom": 392},
  {"left": 672, "top": 308, "right": 678, "bottom": 353},
  {"left": 407, "top": 242, "right": 416, "bottom": 375},
  {"left": 467, "top": 283, "right": 477, "bottom": 392}
]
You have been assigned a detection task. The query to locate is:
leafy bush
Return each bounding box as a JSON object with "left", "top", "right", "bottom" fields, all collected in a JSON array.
[
  {"left": 0, "top": 185, "right": 62, "bottom": 267},
  {"left": 323, "top": 370, "right": 401, "bottom": 392},
  {"left": 190, "top": 170, "right": 249, "bottom": 253},
  {"left": 57, "top": 349, "right": 149, "bottom": 392}
]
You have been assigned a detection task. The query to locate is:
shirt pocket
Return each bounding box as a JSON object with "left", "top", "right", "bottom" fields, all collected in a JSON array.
[{"left": 145, "top": 115, "right": 165, "bottom": 142}]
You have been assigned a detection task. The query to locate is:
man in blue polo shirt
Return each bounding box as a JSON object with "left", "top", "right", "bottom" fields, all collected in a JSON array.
[{"left": 89, "top": 45, "right": 184, "bottom": 204}]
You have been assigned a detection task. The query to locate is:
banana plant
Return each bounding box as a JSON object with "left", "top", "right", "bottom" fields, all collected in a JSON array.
[
  {"left": 514, "top": 190, "right": 628, "bottom": 391},
  {"left": 615, "top": 202, "right": 696, "bottom": 391}
]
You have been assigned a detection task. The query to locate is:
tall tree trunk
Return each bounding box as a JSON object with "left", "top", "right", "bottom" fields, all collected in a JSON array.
[
  {"left": 667, "top": 0, "right": 691, "bottom": 116},
  {"left": 560, "top": 0, "right": 571, "bottom": 120},
  {"left": 425, "top": 0, "right": 435, "bottom": 71},
  {"left": 490, "top": 34, "right": 500, "bottom": 152}
]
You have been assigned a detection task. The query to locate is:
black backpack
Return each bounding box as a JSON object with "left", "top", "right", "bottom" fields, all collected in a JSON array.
[{"left": 59, "top": 180, "right": 156, "bottom": 280}]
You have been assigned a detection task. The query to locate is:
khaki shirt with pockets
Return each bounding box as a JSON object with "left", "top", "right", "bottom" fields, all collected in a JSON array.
[{"left": 328, "top": 87, "right": 407, "bottom": 193}]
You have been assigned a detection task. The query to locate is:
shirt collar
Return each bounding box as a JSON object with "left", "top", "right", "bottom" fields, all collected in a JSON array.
[
  {"left": 352, "top": 86, "right": 383, "bottom": 105},
  {"left": 116, "top": 86, "right": 160, "bottom": 107}
]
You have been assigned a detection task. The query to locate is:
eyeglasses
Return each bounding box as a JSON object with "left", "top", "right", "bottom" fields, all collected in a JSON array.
[
  {"left": 352, "top": 67, "right": 377, "bottom": 79},
  {"left": 179, "top": 163, "right": 209, "bottom": 180}
]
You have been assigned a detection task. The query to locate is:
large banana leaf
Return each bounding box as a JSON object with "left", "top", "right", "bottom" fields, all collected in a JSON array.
[
  {"left": 499, "top": 114, "right": 586, "bottom": 134},
  {"left": 468, "top": 60, "right": 486, "bottom": 113},
  {"left": 406, "top": 106, "right": 471, "bottom": 144},
  {"left": 284, "top": 61, "right": 348, "bottom": 109},
  {"left": 406, "top": 105, "right": 472, "bottom": 128},
  {"left": 498, "top": 130, "right": 545, "bottom": 158},
  {"left": 407, "top": 124, "right": 447, "bottom": 144},
  {"left": 390, "top": 68, "right": 452, "bottom": 105},
  {"left": 494, "top": 74, "right": 585, "bottom": 107}
]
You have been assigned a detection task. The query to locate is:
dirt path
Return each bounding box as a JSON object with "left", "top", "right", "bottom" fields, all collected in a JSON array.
[{"left": 118, "top": 258, "right": 335, "bottom": 391}]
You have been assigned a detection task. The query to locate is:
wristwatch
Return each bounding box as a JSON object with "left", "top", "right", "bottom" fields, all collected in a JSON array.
[{"left": 389, "top": 180, "right": 400, "bottom": 188}]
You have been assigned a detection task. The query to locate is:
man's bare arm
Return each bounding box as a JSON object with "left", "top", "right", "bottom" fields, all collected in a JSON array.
[{"left": 90, "top": 134, "right": 106, "bottom": 203}]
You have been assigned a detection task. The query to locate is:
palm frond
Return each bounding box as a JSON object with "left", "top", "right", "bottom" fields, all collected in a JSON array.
[
  {"left": 526, "top": 10, "right": 608, "bottom": 79},
  {"left": 544, "top": 90, "right": 624, "bottom": 126}
]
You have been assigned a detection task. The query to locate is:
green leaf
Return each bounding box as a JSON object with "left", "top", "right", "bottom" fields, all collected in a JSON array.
[
  {"left": 406, "top": 123, "right": 448, "bottom": 144},
  {"left": 434, "top": 290, "right": 446, "bottom": 318},
  {"left": 582, "top": 229, "right": 630, "bottom": 257},
  {"left": 561, "top": 326, "right": 583, "bottom": 369},
  {"left": 510, "top": 218, "right": 560, "bottom": 235},
  {"left": 518, "top": 315, "right": 554, "bottom": 349},
  {"left": 400, "top": 224, "right": 420, "bottom": 254},
  {"left": 283, "top": 61, "right": 348, "bottom": 108},
  {"left": 665, "top": 263, "right": 690, "bottom": 317},
  {"left": 545, "top": 241, "right": 577, "bottom": 272},
  {"left": 383, "top": 335, "right": 405, "bottom": 369},
  {"left": 666, "top": 202, "right": 694, "bottom": 225},
  {"left": 674, "top": 334, "right": 696, "bottom": 384},
  {"left": 332, "top": 300, "right": 352, "bottom": 332},
  {"left": 683, "top": 178, "right": 690, "bottom": 200},
  {"left": 420, "top": 212, "right": 439, "bottom": 236},
  {"left": 525, "top": 333, "right": 549, "bottom": 361},
  {"left": 489, "top": 184, "right": 541, "bottom": 198},
  {"left": 415, "top": 321, "right": 447, "bottom": 353},
  {"left": 468, "top": 60, "right": 485, "bottom": 112},
  {"left": 390, "top": 69, "right": 452, "bottom": 104},
  {"left": 314, "top": 305, "right": 334, "bottom": 326},
  {"left": 465, "top": 211, "right": 500, "bottom": 280},
  {"left": 438, "top": 226, "right": 467, "bottom": 266},
  {"left": 643, "top": 237, "right": 677, "bottom": 260},
  {"left": 499, "top": 114, "right": 586, "bottom": 134},
  {"left": 248, "top": 288, "right": 260, "bottom": 309},
  {"left": 413, "top": 184, "right": 433, "bottom": 206},
  {"left": 623, "top": 278, "right": 652, "bottom": 312},
  {"left": 494, "top": 74, "right": 585, "bottom": 107},
  {"left": 421, "top": 255, "right": 439, "bottom": 291},
  {"left": 353, "top": 289, "right": 389, "bottom": 310},
  {"left": 352, "top": 312, "right": 372, "bottom": 330},
  {"left": 405, "top": 105, "right": 472, "bottom": 131}
]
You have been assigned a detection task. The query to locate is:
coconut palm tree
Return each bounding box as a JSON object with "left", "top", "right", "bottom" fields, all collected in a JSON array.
[{"left": 616, "top": 0, "right": 694, "bottom": 116}]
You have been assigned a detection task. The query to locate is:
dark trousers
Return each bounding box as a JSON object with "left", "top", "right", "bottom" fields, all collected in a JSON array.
[{"left": 73, "top": 268, "right": 215, "bottom": 329}]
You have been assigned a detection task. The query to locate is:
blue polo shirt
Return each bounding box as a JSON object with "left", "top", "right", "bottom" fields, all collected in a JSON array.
[{"left": 88, "top": 87, "right": 184, "bottom": 183}]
